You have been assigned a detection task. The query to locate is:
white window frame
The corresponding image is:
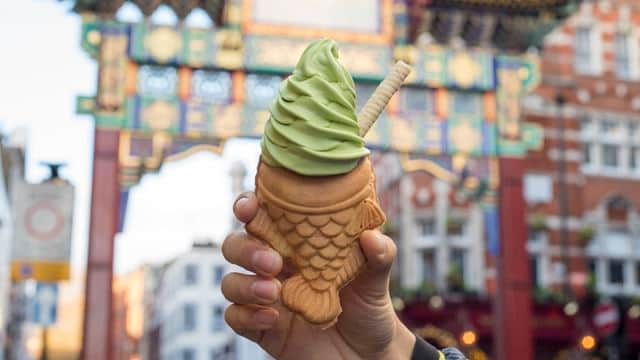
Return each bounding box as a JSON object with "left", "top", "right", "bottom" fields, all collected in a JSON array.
[
  {"left": 614, "top": 26, "right": 639, "bottom": 80},
  {"left": 524, "top": 173, "right": 553, "bottom": 204},
  {"left": 630, "top": 146, "right": 640, "bottom": 174},
  {"left": 575, "top": 24, "right": 602, "bottom": 75},
  {"left": 601, "top": 143, "right": 621, "bottom": 170},
  {"left": 448, "top": 246, "right": 469, "bottom": 290},
  {"left": 417, "top": 247, "right": 438, "bottom": 287},
  {"left": 580, "top": 114, "right": 640, "bottom": 177}
]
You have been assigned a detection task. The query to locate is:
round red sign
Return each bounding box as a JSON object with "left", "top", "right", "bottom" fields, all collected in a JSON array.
[
  {"left": 593, "top": 300, "right": 619, "bottom": 337},
  {"left": 23, "top": 201, "right": 65, "bottom": 241}
]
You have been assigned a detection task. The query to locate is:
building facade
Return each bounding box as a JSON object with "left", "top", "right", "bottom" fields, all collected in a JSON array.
[
  {"left": 112, "top": 266, "right": 155, "bottom": 360},
  {"left": 156, "top": 242, "right": 234, "bottom": 360},
  {"left": 524, "top": 0, "right": 640, "bottom": 298},
  {"left": 377, "top": 0, "right": 640, "bottom": 301},
  {"left": 376, "top": 0, "right": 640, "bottom": 357},
  {"left": 375, "top": 154, "right": 490, "bottom": 294},
  {"left": 0, "top": 131, "right": 26, "bottom": 360}
]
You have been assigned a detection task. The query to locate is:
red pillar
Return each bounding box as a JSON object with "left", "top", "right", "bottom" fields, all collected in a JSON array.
[
  {"left": 81, "top": 129, "right": 120, "bottom": 360},
  {"left": 494, "top": 157, "right": 532, "bottom": 360}
]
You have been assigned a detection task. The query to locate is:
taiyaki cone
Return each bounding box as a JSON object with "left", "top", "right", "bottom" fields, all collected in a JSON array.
[{"left": 246, "top": 156, "right": 386, "bottom": 327}]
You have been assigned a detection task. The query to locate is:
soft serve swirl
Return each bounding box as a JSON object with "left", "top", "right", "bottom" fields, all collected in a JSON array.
[{"left": 260, "top": 39, "right": 369, "bottom": 176}]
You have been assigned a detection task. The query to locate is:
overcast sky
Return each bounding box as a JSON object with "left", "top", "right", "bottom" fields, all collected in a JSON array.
[{"left": 0, "top": 1, "right": 261, "bottom": 275}]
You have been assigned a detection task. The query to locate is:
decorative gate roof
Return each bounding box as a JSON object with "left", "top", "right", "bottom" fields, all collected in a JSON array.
[
  {"left": 69, "top": 0, "right": 226, "bottom": 22},
  {"left": 406, "top": 0, "right": 580, "bottom": 50}
]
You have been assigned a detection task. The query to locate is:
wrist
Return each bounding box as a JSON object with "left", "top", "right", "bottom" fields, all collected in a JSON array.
[{"left": 380, "top": 317, "right": 415, "bottom": 360}]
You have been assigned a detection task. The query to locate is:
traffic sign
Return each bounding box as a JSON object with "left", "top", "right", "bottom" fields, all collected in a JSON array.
[
  {"left": 11, "top": 181, "right": 74, "bottom": 281},
  {"left": 593, "top": 300, "right": 620, "bottom": 337},
  {"left": 30, "top": 283, "right": 59, "bottom": 326}
]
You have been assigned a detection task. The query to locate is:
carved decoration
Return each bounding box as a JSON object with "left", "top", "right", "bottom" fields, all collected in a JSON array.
[
  {"left": 130, "top": 0, "right": 163, "bottom": 16},
  {"left": 167, "top": 0, "right": 200, "bottom": 20},
  {"left": 96, "top": 0, "right": 125, "bottom": 16}
]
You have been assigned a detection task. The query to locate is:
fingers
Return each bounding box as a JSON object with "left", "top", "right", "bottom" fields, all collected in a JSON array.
[
  {"left": 351, "top": 230, "right": 397, "bottom": 301},
  {"left": 234, "top": 192, "right": 259, "bottom": 223},
  {"left": 225, "top": 304, "right": 279, "bottom": 337},
  {"left": 222, "top": 232, "right": 283, "bottom": 277},
  {"left": 221, "top": 272, "right": 281, "bottom": 305},
  {"left": 359, "top": 230, "right": 396, "bottom": 273}
]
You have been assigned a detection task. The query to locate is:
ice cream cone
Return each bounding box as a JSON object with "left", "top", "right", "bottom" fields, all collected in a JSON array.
[
  {"left": 244, "top": 39, "right": 404, "bottom": 327},
  {"left": 246, "top": 156, "right": 385, "bottom": 327}
]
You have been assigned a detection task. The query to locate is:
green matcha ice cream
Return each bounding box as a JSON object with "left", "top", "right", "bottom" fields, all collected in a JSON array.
[{"left": 260, "top": 39, "right": 369, "bottom": 176}]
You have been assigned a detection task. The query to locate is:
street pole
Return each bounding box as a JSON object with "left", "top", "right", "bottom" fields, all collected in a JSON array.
[
  {"left": 494, "top": 158, "right": 533, "bottom": 360},
  {"left": 41, "top": 326, "right": 48, "bottom": 360},
  {"left": 81, "top": 129, "right": 120, "bottom": 360},
  {"left": 555, "top": 93, "right": 572, "bottom": 299}
]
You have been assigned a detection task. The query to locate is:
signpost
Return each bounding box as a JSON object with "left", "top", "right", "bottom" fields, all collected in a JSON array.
[
  {"left": 593, "top": 300, "right": 620, "bottom": 338},
  {"left": 30, "top": 283, "right": 59, "bottom": 360},
  {"left": 30, "top": 283, "right": 58, "bottom": 326},
  {"left": 593, "top": 299, "right": 622, "bottom": 359},
  {"left": 10, "top": 178, "right": 74, "bottom": 282}
]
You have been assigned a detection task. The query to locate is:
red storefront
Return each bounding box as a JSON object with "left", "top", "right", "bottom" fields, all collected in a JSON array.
[{"left": 400, "top": 297, "right": 640, "bottom": 359}]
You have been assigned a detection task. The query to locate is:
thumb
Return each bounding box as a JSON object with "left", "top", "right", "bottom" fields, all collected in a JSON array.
[{"left": 351, "top": 230, "right": 396, "bottom": 304}]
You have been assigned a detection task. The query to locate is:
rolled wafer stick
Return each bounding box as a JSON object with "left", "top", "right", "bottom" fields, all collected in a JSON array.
[{"left": 358, "top": 60, "right": 412, "bottom": 136}]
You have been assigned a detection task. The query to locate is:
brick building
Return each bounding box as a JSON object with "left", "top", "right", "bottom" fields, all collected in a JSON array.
[
  {"left": 375, "top": 1, "right": 640, "bottom": 357},
  {"left": 377, "top": 0, "right": 640, "bottom": 301},
  {"left": 524, "top": 0, "right": 640, "bottom": 298}
]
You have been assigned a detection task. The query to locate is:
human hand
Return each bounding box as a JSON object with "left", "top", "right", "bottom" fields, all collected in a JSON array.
[{"left": 221, "top": 192, "right": 415, "bottom": 360}]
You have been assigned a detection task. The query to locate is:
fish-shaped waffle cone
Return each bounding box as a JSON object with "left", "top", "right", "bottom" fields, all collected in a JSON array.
[{"left": 246, "top": 156, "right": 386, "bottom": 327}]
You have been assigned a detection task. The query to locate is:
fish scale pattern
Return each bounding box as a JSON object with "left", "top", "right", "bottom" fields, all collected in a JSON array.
[
  {"left": 264, "top": 202, "right": 367, "bottom": 292},
  {"left": 246, "top": 157, "right": 386, "bottom": 326}
]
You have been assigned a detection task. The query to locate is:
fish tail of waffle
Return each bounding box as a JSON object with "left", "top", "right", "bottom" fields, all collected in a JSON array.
[{"left": 282, "top": 274, "right": 341, "bottom": 328}]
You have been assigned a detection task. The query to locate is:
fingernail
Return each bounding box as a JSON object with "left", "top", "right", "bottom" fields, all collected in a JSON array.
[
  {"left": 252, "top": 250, "right": 278, "bottom": 274},
  {"left": 254, "top": 310, "right": 277, "bottom": 328},
  {"left": 375, "top": 232, "right": 387, "bottom": 260},
  {"left": 234, "top": 195, "right": 249, "bottom": 210},
  {"left": 251, "top": 280, "right": 278, "bottom": 302}
]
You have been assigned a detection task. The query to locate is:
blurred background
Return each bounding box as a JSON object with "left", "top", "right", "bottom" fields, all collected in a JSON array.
[{"left": 1, "top": 0, "right": 639, "bottom": 359}]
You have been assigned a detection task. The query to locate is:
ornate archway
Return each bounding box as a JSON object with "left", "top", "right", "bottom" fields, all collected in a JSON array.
[{"left": 70, "top": 1, "right": 578, "bottom": 358}]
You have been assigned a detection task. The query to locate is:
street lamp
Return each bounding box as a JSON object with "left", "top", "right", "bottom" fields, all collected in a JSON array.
[{"left": 555, "top": 93, "right": 573, "bottom": 299}]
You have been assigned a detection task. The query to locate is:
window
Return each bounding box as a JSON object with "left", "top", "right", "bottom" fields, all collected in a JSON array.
[
  {"left": 576, "top": 27, "right": 594, "bottom": 74},
  {"left": 630, "top": 147, "right": 638, "bottom": 169},
  {"left": 582, "top": 143, "right": 592, "bottom": 166},
  {"left": 449, "top": 248, "right": 467, "bottom": 289},
  {"left": 601, "top": 119, "right": 620, "bottom": 134},
  {"left": 447, "top": 219, "right": 465, "bottom": 236},
  {"left": 588, "top": 259, "right": 597, "bottom": 279},
  {"left": 524, "top": 174, "right": 552, "bottom": 204},
  {"left": 211, "top": 305, "right": 224, "bottom": 331},
  {"left": 421, "top": 249, "right": 437, "bottom": 286},
  {"left": 183, "top": 304, "right": 197, "bottom": 331},
  {"left": 182, "top": 349, "right": 195, "bottom": 360},
  {"left": 579, "top": 116, "right": 594, "bottom": 135},
  {"left": 213, "top": 265, "right": 224, "bottom": 285},
  {"left": 528, "top": 229, "right": 545, "bottom": 243},
  {"left": 185, "top": 264, "right": 198, "bottom": 286},
  {"left": 608, "top": 260, "right": 624, "bottom": 285},
  {"left": 630, "top": 123, "right": 639, "bottom": 140},
  {"left": 416, "top": 218, "right": 436, "bottom": 237},
  {"left": 602, "top": 144, "right": 619, "bottom": 167},
  {"left": 530, "top": 256, "right": 540, "bottom": 288},
  {"left": 615, "top": 32, "right": 632, "bottom": 79},
  {"left": 212, "top": 345, "right": 234, "bottom": 360}
]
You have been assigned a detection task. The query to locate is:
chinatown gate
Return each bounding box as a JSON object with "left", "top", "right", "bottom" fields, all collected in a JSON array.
[{"left": 72, "top": 0, "right": 577, "bottom": 359}]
